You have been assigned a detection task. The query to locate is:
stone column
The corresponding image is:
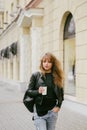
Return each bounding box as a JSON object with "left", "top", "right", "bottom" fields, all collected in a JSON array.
[
  {"left": 31, "top": 27, "right": 42, "bottom": 73},
  {"left": 19, "top": 28, "right": 31, "bottom": 82},
  {"left": 0, "top": 60, "right": 3, "bottom": 78},
  {"left": 1, "top": 59, "right": 4, "bottom": 77},
  {"left": 13, "top": 56, "right": 19, "bottom": 80},
  {"left": 3, "top": 59, "right": 7, "bottom": 78},
  {"left": 7, "top": 59, "right": 11, "bottom": 79},
  {"left": 10, "top": 61, "right": 13, "bottom": 79}
]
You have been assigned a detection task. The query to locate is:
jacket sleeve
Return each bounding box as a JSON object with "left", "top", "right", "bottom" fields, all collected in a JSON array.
[
  {"left": 56, "top": 87, "right": 64, "bottom": 108},
  {"left": 27, "top": 72, "right": 40, "bottom": 98}
]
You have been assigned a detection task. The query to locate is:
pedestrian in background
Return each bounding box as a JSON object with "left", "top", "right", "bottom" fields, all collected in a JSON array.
[{"left": 26, "top": 52, "right": 64, "bottom": 130}]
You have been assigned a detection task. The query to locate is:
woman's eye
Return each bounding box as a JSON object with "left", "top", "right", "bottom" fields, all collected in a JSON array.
[
  {"left": 48, "top": 60, "right": 52, "bottom": 63},
  {"left": 49, "top": 61, "right": 51, "bottom": 63},
  {"left": 43, "top": 60, "right": 46, "bottom": 63},
  {"left": 42, "top": 59, "right": 52, "bottom": 63}
]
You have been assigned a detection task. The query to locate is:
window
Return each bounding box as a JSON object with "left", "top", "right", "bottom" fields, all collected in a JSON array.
[{"left": 64, "top": 13, "right": 75, "bottom": 39}]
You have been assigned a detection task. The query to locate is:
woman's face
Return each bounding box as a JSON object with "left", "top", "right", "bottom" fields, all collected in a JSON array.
[{"left": 42, "top": 58, "right": 52, "bottom": 72}]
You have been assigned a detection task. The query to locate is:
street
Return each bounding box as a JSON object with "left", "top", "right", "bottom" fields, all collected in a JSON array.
[{"left": 0, "top": 79, "right": 87, "bottom": 130}]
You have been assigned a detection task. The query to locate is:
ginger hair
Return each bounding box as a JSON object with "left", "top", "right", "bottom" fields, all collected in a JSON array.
[{"left": 40, "top": 52, "right": 64, "bottom": 88}]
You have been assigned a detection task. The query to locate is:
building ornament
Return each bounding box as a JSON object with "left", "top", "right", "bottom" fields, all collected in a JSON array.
[{"left": 17, "top": 8, "right": 44, "bottom": 27}]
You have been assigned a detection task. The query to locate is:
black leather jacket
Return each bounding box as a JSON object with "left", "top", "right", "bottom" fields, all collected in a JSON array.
[{"left": 27, "top": 71, "right": 64, "bottom": 108}]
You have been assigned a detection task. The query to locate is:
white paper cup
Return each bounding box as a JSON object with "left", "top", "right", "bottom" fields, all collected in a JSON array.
[{"left": 42, "top": 86, "right": 47, "bottom": 95}]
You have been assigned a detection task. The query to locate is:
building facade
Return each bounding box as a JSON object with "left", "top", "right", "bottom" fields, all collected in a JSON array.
[{"left": 0, "top": 0, "right": 87, "bottom": 104}]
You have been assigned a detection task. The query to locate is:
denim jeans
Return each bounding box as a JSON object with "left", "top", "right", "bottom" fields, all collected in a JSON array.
[{"left": 33, "top": 110, "right": 58, "bottom": 130}]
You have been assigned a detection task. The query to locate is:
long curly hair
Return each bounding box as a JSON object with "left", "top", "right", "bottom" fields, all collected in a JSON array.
[{"left": 40, "top": 52, "right": 64, "bottom": 88}]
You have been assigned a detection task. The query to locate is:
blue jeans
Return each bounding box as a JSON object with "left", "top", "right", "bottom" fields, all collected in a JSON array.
[{"left": 33, "top": 110, "right": 58, "bottom": 130}]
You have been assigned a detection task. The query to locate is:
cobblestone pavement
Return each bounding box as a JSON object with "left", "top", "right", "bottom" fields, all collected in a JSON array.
[{"left": 0, "top": 79, "right": 87, "bottom": 130}]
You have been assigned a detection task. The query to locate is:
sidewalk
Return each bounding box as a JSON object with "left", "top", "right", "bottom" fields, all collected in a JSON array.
[
  {"left": 0, "top": 79, "right": 87, "bottom": 130},
  {"left": 0, "top": 79, "right": 35, "bottom": 130},
  {"left": 57, "top": 100, "right": 87, "bottom": 130}
]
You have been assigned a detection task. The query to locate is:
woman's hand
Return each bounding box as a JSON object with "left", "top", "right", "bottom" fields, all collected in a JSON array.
[
  {"left": 52, "top": 107, "right": 60, "bottom": 113},
  {"left": 38, "top": 87, "right": 44, "bottom": 94}
]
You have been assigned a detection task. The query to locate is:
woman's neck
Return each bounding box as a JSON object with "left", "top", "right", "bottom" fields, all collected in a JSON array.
[{"left": 45, "top": 70, "right": 52, "bottom": 73}]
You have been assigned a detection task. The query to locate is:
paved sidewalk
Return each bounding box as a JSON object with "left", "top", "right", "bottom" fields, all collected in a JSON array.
[
  {"left": 0, "top": 79, "right": 87, "bottom": 130},
  {"left": 0, "top": 80, "right": 35, "bottom": 130},
  {"left": 57, "top": 100, "right": 87, "bottom": 130}
]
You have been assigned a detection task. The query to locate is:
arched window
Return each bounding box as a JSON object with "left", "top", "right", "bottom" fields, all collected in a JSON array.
[
  {"left": 64, "top": 13, "right": 75, "bottom": 39},
  {"left": 63, "top": 13, "right": 76, "bottom": 96}
]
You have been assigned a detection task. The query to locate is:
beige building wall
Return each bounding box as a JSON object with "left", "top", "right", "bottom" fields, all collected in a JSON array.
[
  {"left": 0, "top": 0, "right": 87, "bottom": 104},
  {"left": 38, "top": 0, "right": 87, "bottom": 104},
  {"left": 0, "top": 23, "right": 20, "bottom": 79}
]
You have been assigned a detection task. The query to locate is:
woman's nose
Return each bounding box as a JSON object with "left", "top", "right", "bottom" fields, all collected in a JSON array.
[{"left": 45, "top": 62, "right": 48, "bottom": 64}]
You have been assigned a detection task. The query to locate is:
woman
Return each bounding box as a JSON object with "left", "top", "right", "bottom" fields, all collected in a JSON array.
[{"left": 27, "top": 52, "right": 64, "bottom": 130}]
